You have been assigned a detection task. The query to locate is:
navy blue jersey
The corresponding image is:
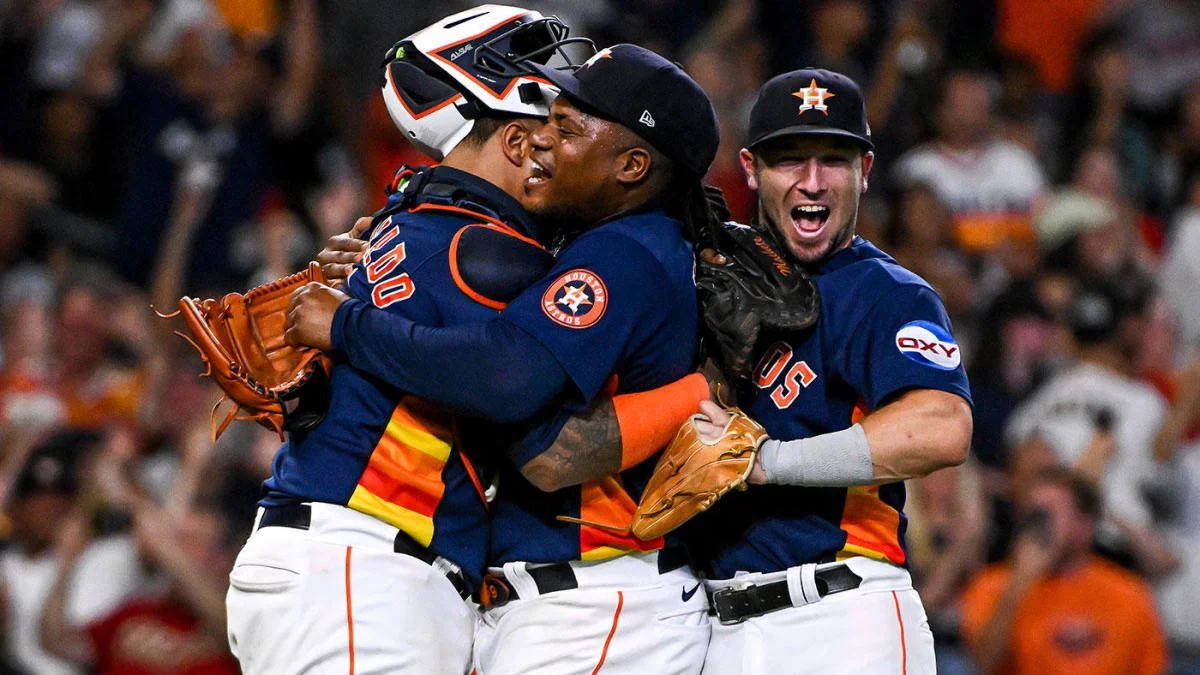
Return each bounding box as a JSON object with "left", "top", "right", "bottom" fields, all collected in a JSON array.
[
  {"left": 692, "top": 236, "right": 971, "bottom": 578},
  {"left": 491, "top": 211, "right": 699, "bottom": 564},
  {"left": 262, "top": 167, "right": 540, "bottom": 585}
]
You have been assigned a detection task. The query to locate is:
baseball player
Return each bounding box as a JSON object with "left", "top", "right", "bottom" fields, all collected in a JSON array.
[
  {"left": 689, "top": 68, "right": 973, "bottom": 674},
  {"left": 286, "top": 45, "right": 721, "bottom": 674},
  {"left": 224, "top": 8, "right": 592, "bottom": 674}
]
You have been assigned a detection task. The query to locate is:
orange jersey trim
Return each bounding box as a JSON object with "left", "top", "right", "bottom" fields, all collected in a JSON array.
[
  {"left": 446, "top": 222, "right": 546, "bottom": 311},
  {"left": 348, "top": 399, "right": 454, "bottom": 545},
  {"left": 838, "top": 486, "right": 906, "bottom": 564},
  {"left": 578, "top": 477, "right": 663, "bottom": 560}
]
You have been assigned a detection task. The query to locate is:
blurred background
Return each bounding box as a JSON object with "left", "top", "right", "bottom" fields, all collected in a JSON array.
[{"left": 0, "top": 0, "right": 1198, "bottom": 673}]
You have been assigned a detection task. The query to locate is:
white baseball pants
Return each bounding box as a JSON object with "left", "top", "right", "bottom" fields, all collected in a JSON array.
[
  {"left": 703, "top": 557, "right": 936, "bottom": 674},
  {"left": 226, "top": 504, "right": 476, "bottom": 675},
  {"left": 474, "top": 552, "right": 710, "bottom": 674}
]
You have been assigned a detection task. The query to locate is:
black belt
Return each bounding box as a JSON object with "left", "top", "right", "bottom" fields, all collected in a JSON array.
[
  {"left": 258, "top": 503, "right": 471, "bottom": 599},
  {"left": 709, "top": 564, "right": 862, "bottom": 624},
  {"left": 477, "top": 548, "right": 689, "bottom": 610}
]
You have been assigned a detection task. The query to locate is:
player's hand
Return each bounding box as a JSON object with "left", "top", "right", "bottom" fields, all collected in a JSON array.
[
  {"left": 317, "top": 217, "right": 371, "bottom": 286},
  {"left": 695, "top": 399, "right": 769, "bottom": 484},
  {"left": 285, "top": 282, "right": 350, "bottom": 351},
  {"left": 695, "top": 400, "right": 731, "bottom": 439}
]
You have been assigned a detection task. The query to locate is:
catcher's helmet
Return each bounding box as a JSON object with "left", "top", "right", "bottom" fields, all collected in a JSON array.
[{"left": 381, "top": 4, "right": 592, "bottom": 160}]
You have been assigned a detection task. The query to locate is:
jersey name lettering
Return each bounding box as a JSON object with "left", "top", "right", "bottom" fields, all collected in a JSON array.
[
  {"left": 753, "top": 341, "right": 817, "bottom": 409},
  {"left": 362, "top": 231, "right": 416, "bottom": 308}
]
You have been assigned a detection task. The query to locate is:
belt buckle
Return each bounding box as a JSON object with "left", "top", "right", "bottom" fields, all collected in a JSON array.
[
  {"left": 479, "top": 574, "right": 514, "bottom": 610},
  {"left": 711, "top": 584, "right": 757, "bottom": 625}
]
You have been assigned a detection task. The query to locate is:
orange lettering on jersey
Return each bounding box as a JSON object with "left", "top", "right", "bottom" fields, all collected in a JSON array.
[
  {"left": 769, "top": 361, "right": 818, "bottom": 409},
  {"left": 366, "top": 242, "right": 407, "bottom": 283},
  {"left": 754, "top": 342, "right": 793, "bottom": 389},
  {"left": 372, "top": 274, "right": 415, "bottom": 308}
]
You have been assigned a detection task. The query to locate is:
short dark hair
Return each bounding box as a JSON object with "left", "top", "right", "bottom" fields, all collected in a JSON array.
[{"left": 458, "top": 115, "right": 513, "bottom": 149}]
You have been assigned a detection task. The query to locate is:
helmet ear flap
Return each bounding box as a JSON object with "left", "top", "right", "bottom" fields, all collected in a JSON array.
[
  {"left": 385, "top": 60, "right": 462, "bottom": 116},
  {"left": 382, "top": 59, "right": 476, "bottom": 160}
]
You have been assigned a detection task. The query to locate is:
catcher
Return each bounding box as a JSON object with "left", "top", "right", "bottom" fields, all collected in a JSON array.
[{"left": 640, "top": 68, "right": 973, "bottom": 675}]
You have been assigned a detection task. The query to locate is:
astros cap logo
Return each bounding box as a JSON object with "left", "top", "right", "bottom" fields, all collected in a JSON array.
[
  {"left": 792, "top": 78, "right": 835, "bottom": 116},
  {"left": 583, "top": 47, "right": 614, "bottom": 68},
  {"left": 542, "top": 269, "right": 608, "bottom": 328}
]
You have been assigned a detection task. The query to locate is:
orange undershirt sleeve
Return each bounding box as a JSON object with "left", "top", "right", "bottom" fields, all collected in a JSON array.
[{"left": 614, "top": 372, "right": 710, "bottom": 471}]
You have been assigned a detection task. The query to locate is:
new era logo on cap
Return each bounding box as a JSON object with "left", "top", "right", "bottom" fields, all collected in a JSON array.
[{"left": 639, "top": 110, "right": 655, "bottom": 127}]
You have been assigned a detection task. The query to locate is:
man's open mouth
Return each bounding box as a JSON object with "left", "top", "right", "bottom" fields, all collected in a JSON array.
[{"left": 791, "top": 204, "right": 830, "bottom": 233}]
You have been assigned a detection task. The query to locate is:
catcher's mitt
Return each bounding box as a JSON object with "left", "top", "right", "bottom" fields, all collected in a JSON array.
[
  {"left": 631, "top": 406, "right": 768, "bottom": 540},
  {"left": 162, "top": 262, "right": 332, "bottom": 441},
  {"left": 697, "top": 222, "right": 819, "bottom": 380}
]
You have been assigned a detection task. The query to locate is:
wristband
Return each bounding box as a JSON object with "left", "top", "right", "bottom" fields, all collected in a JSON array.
[{"left": 758, "top": 423, "right": 873, "bottom": 486}]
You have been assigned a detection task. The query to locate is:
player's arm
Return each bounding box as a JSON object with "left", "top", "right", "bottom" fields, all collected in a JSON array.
[
  {"left": 700, "top": 388, "right": 969, "bottom": 486},
  {"left": 288, "top": 229, "right": 686, "bottom": 426},
  {"left": 330, "top": 297, "right": 572, "bottom": 423},
  {"left": 704, "top": 283, "right": 972, "bottom": 486},
  {"left": 521, "top": 373, "right": 710, "bottom": 492},
  {"left": 853, "top": 387, "right": 971, "bottom": 483}
]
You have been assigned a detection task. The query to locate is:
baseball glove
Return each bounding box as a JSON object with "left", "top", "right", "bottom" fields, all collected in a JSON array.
[
  {"left": 631, "top": 406, "right": 768, "bottom": 540},
  {"left": 697, "top": 222, "right": 820, "bottom": 380},
  {"left": 162, "top": 262, "right": 332, "bottom": 441}
]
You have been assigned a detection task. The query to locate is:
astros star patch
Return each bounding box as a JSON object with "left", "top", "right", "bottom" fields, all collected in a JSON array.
[{"left": 542, "top": 269, "right": 608, "bottom": 328}]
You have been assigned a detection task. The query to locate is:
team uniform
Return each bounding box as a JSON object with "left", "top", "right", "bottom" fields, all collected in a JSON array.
[
  {"left": 331, "top": 209, "right": 712, "bottom": 674},
  {"left": 225, "top": 166, "right": 546, "bottom": 674},
  {"left": 691, "top": 236, "right": 972, "bottom": 674}
]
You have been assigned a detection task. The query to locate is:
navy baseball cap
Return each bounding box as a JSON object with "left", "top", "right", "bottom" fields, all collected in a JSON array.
[
  {"left": 526, "top": 43, "right": 719, "bottom": 176},
  {"left": 747, "top": 68, "right": 874, "bottom": 152}
]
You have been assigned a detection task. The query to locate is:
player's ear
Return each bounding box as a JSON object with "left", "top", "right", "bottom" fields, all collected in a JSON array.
[
  {"left": 861, "top": 151, "right": 875, "bottom": 193},
  {"left": 739, "top": 149, "right": 758, "bottom": 191},
  {"left": 500, "top": 120, "right": 536, "bottom": 167},
  {"left": 614, "top": 146, "right": 652, "bottom": 186}
]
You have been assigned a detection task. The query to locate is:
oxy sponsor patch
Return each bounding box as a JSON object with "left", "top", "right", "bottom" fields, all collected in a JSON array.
[
  {"left": 541, "top": 269, "right": 608, "bottom": 328},
  {"left": 895, "top": 320, "right": 961, "bottom": 370}
]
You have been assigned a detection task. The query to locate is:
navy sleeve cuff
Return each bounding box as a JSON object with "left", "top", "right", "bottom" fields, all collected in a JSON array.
[{"left": 330, "top": 297, "right": 366, "bottom": 353}]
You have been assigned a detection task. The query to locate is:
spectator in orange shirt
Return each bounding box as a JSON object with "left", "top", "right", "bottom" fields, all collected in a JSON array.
[{"left": 960, "top": 468, "right": 1167, "bottom": 675}]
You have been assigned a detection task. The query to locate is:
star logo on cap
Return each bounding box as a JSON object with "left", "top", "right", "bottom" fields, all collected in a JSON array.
[
  {"left": 583, "top": 48, "right": 613, "bottom": 68},
  {"left": 792, "top": 78, "right": 835, "bottom": 116}
]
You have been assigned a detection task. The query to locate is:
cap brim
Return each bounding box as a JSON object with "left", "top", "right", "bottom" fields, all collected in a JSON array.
[{"left": 750, "top": 126, "right": 874, "bottom": 152}]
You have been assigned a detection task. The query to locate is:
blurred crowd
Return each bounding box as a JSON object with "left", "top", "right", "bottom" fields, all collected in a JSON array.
[{"left": 0, "top": 0, "right": 1198, "bottom": 673}]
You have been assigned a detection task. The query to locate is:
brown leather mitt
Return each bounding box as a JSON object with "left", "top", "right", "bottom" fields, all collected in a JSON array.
[
  {"left": 164, "top": 262, "right": 332, "bottom": 440},
  {"left": 631, "top": 407, "right": 768, "bottom": 540}
]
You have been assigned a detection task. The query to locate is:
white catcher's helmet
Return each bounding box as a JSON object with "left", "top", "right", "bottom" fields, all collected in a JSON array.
[{"left": 381, "top": 4, "right": 593, "bottom": 160}]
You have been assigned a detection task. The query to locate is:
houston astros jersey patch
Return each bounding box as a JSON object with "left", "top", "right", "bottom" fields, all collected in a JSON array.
[
  {"left": 542, "top": 269, "right": 608, "bottom": 328},
  {"left": 895, "top": 320, "right": 961, "bottom": 370}
]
